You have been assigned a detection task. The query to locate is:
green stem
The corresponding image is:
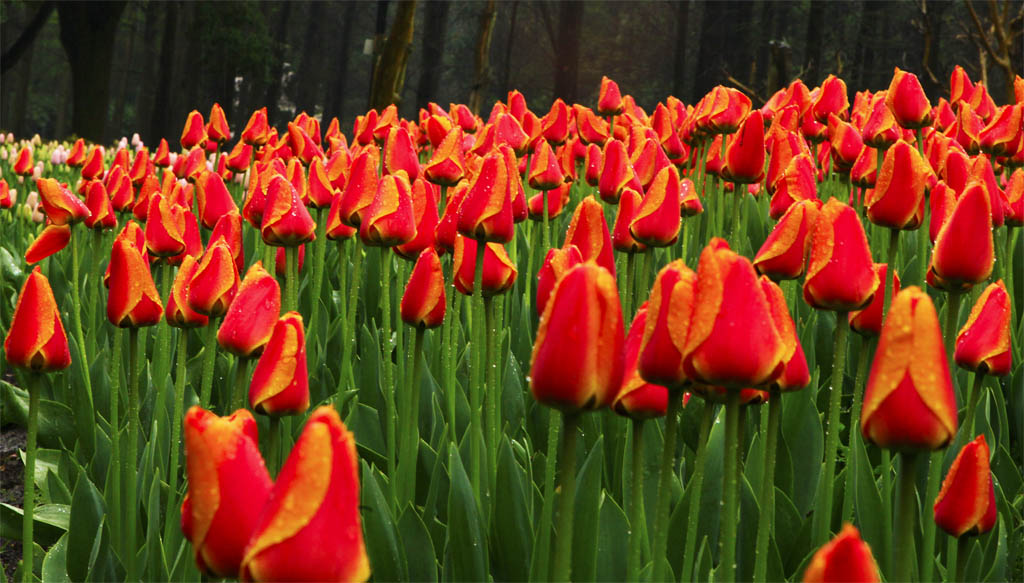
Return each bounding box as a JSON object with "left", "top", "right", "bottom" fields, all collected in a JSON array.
[
  {"left": 125, "top": 327, "right": 140, "bottom": 583},
  {"left": 1004, "top": 227, "right": 1016, "bottom": 309},
  {"left": 21, "top": 374, "right": 40, "bottom": 583},
  {"left": 943, "top": 292, "right": 963, "bottom": 358},
  {"left": 340, "top": 241, "right": 364, "bottom": 393},
  {"left": 880, "top": 448, "right": 894, "bottom": 573},
  {"left": 626, "top": 420, "right": 645, "bottom": 583},
  {"left": 470, "top": 241, "right": 486, "bottom": 501},
  {"left": 919, "top": 451, "right": 943, "bottom": 582},
  {"left": 651, "top": 391, "right": 683, "bottom": 583},
  {"left": 199, "top": 320, "right": 218, "bottom": 409},
  {"left": 814, "top": 311, "right": 849, "bottom": 545},
  {"left": 443, "top": 256, "right": 457, "bottom": 444},
  {"left": 70, "top": 230, "right": 97, "bottom": 457},
  {"left": 152, "top": 263, "right": 174, "bottom": 384},
  {"left": 531, "top": 410, "right": 562, "bottom": 581},
  {"left": 681, "top": 402, "right": 715, "bottom": 582},
  {"left": 163, "top": 331, "right": 188, "bottom": 543},
  {"left": 964, "top": 371, "right": 984, "bottom": 438},
  {"left": 883, "top": 228, "right": 900, "bottom": 322},
  {"left": 895, "top": 452, "right": 921, "bottom": 583},
  {"left": 551, "top": 412, "right": 581, "bottom": 583},
  {"left": 308, "top": 208, "right": 328, "bottom": 353},
  {"left": 231, "top": 357, "right": 250, "bottom": 411},
  {"left": 268, "top": 416, "right": 282, "bottom": 476},
  {"left": 719, "top": 390, "right": 742, "bottom": 583},
  {"left": 542, "top": 189, "right": 551, "bottom": 252},
  {"left": 955, "top": 535, "right": 970, "bottom": 582},
  {"left": 917, "top": 214, "right": 929, "bottom": 285},
  {"left": 108, "top": 329, "right": 122, "bottom": 548},
  {"left": 680, "top": 217, "right": 690, "bottom": 263},
  {"left": 379, "top": 248, "right": 397, "bottom": 499},
  {"left": 753, "top": 392, "right": 782, "bottom": 582},
  {"left": 623, "top": 252, "right": 636, "bottom": 320},
  {"left": 729, "top": 188, "right": 742, "bottom": 240},
  {"left": 841, "top": 336, "right": 874, "bottom": 524},
  {"left": 485, "top": 296, "right": 500, "bottom": 487},
  {"left": 399, "top": 327, "right": 425, "bottom": 509},
  {"left": 285, "top": 245, "right": 299, "bottom": 312}
]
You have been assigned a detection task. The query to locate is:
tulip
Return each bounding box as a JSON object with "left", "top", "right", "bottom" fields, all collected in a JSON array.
[
  {"left": 527, "top": 182, "right": 570, "bottom": 222},
  {"left": 36, "top": 178, "right": 90, "bottom": 225},
  {"left": 753, "top": 199, "right": 820, "bottom": 281},
  {"left": 529, "top": 140, "right": 564, "bottom": 191},
  {"left": 803, "top": 199, "right": 879, "bottom": 311},
  {"left": 239, "top": 406, "right": 370, "bottom": 582},
  {"left": 866, "top": 140, "right": 929, "bottom": 230},
  {"left": 1006, "top": 169, "right": 1023, "bottom": 226},
  {"left": 848, "top": 264, "right": 900, "bottom": 337},
  {"left": 541, "top": 98, "right": 571, "bottom": 145},
  {"left": 395, "top": 177, "right": 440, "bottom": 260},
  {"left": 597, "top": 139, "right": 640, "bottom": 204},
  {"left": 948, "top": 103, "right": 983, "bottom": 154},
  {"left": 928, "top": 182, "right": 993, "bottom": 291},
  {"left": 452, "top": 236, "right": 517, "bottom": 297},
  {"left": 181, "top": 110, "right": 208, "bottom": 149},
  {"left": 241, "top": 107, "right": 270, "bottom": 146},
  {"left": 699, "top": 86, "right": 752, "bottom": 134},
  {"left": 803, "top": 524, "right": 880, "bottom": 583},
  {"left": 723, "top": 110, "right": 766, "bottom": 183},
  {"left": 107, "top": 237, "right": 163, "bottom": 328},
  {"left": 225, "top": 141, "right": 253, "bottom": 173},
  {"left": 885, "top": 68, "right": 933, "bottom": 129},
  {"left": 261, "top": 175, "right": 316, "bottom": 247},
  {"left": 207, "top": 103, "right": 230, "bottom": 143},
  {"left": 933, "top": 435, "right": 997, "bottom": 539},
  {"left": 629, "top": 166, "right": 682, "bottom": 247},
  {"left": 359, "top": 172, "right": 417, "bottom": 247},
  {"left": 5, "top": 266, "right": 71, "bottom": 372},
  {"left": 217, "top": 262, "right": 281, "bottom": 358},
  {"left": 248, "top": 312, "right": 310, "bottom": 416},
  {"left": 24, "top": 223, "right": 71, "bottom": 264},
  {"left": 165, "top": 255, "right": 209, "bottom": 328},
  {"left": 81, "top": 146, "right": 105, "bottom": 180},
  {"left": 613, "top": 302, "right": 668, "bottom": 419},
  {"left": 536, "top": 245, "right": 584, "bottom": 316},
  {"left": 337, "top": 146, "right": 381, "bottom": 227},
  {"left": 83, "top": 181, "right": 117, "bottom": 230},
  {"left": 954, "top": 280, "right": 1011, "bottom": 377},
  {"left": 564, "top": 196, "right": 616, "bottom": 277},
  {"left": 575, "top": 104, "right": 609, "bottom": 145},
  {"left": 637, "top": 260, "right": 696, "bottom": 389},
  {"left": 13, "top": 146, "right": 33, "bottom": 175},
  {"left": 612, "top": 188, "right": 646, "bottom": 254},
  {"left": 384, "top": 125, "right": 420, "bottom": 179},
  {"left": 400, "top": 248, "right": 446, "bottom": 329},
  {"left": 980, "top": 103, "right": 1023, "bottom": 157},
  {"left": 188, "top": 240, "right": 239, "bottom": 318},
  {"left": 598, "top": 76, "right": 624, "bottom": 115},
  {"left": 152, "top": 138, "right": 171, "bottom": 166},
  {"left": 424, "top": 126, "right": 466, "bottom": 186},
  {"left": 769, "top": 153, "right": 818, "bottom": 219},
  {"left": 67, "top": 138, "right": 86, "bottom": 166},
  {"left": 457, "top": 151, "right": 514, "bottom": 243},
  {"left": 181, "top": 407, "right": 273, "bottom": 578},
  {"left": 145, "top": 193, "right": 188, "bottom": 258},
  {"left": 195, "top": 171, "right": 238, "bottom": 229},
  {"left": 0, "top": 179, "right": 11, "bottom": 208}
]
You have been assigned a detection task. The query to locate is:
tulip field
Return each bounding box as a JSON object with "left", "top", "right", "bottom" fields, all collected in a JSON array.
[{"left": 0, "top": 66, "right": 1023, "bottom": 583}]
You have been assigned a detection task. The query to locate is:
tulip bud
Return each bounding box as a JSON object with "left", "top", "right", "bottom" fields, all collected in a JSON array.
[
  {"left": 357, "top": 171, "right": 415, "bottom": 247},
  {"left": 683, "top": 239, "right": 785, "bottom": 387},
  {"left": 638, "top": 260, "right": 697, "bottom": 388},
  {"left": 760, "top": 276, "right": 810, "bottom": 391},
  {"left": 401, "top": 248, "right": 446, "bottom": 329},
  {"left": 457, "top": 152, "right": 514, "bottom": 243},
  {"left": 980, "top": 104, "right": 1023, "bottom": 157},
  {"left": 262, "top": 175, "right": 316, "bottom": 247},
  {"left": 453, "top": 236, "right": 517, "bottom": 297},
  {"left": 166, "top": 255, "right": 209, "bottom": 328},
  {"left": 383, "top": 125, "right": 419, "bottom": 179},
  {"left": 424, "top": 127, "right": 466, "bottom": 186},
  {"left": 225, "top": 141, "right": 252, "bottom": 174},
  {"left": 13, "top": 146, "right": 33, "bottom": 175},
  {"left": 107, "top": 237, "right": 163, "bottom": 328},
  {"left": 811, "top": 75, "right": 850, "bottom": 123},
  {"left": 4, "top": 267, "right": 72, "bottom": 372},
  {"left": 83, "top": 181, "right": 117, "bottom": 230},
  {"left": 848, "top": 264, "right": 900, "bottom": 337},
  {"left": 575, "top": 105, "right": 609, "bottom": 145},
  {"left": 536, "top": 245, "right": 583, "bottom": 316},
  {"left": 530, "top": 263, "right": 624, "bottom": 412},
  {"left": 612, "top": 188, "right": 646, "bottom": 254},
  {"left": 564, "top": 196, "right": 616, "bottom": 277},
  {"left": 861, "top": 287, "right": 957, "bottom": 450},
  {"left": 753, "top": 199, "right": 820, "bottom": 281},
  {"left": 25, "top": 223, "right": 71, "bottom": 264},
  {"left": 181, "top": 110, "right": 208, "bottom": 149},
  {"left": 804, "top": 199, "right": 879, "bottom": 311},
  {"left": 723, "top": 110, "right": 766, "bottom": 183},
  {"left": 195, "top": 171, "right": 238, "bottom": 230},
  {"left": 36, "top": 178, "right": 90, "bottom": 225},
  {"left": 239, "top": 406, "right": 370, "bottom": 582},
  {"left": 700, "top": 86, "right": 753, "bottom": 135},
  {"left": 929, "top": 182, "right": 993, "bottom": 291},
  {"left": 146, "top": 193, "right": 187, "bottom": 258},
  {"left": 933, "top": 435, "right": 997, "bottom": 538},
  {"left": 241, "top": 107, "right": 270, "bottom": 146},
  {"left": 954, "top": 280, "right": 1012, "bottom": 376},
  {"left": 395, "top": 177, "right": 440, "bottom": 260},
  {"left": 215, "top": 262, "right": 280, "bottom": 358},
  {"left": 207, "top": 103, "right": 231, "bottom": 143},
  {"left": 188, "top": 241, "right": 239, "bottom": 318},
  {"left": 885, "top": 68, "right": 933, "bottom": 129},
  {"left": 598, "top": 139, "right": 640, "bottom": 204},
  {"left": 337, "top": 146, "right": 381, "bottom": 227},
  {"left": 598, "top": 76, "right": 624, "bottom": 115},
  {"left": 768, "top": 153, "right": 818, "bottom": 220},
  {"left": 181, "top": 407, "right": 272, "bottom": 578},
  {"left": 248, "top": 312, "right": 310, "bottom": 416},
  {"left": 153, "top": 138, "right": 171, "bottom": 166},
  {"left": 614, "top": 302, "right": 668, "bottom": 419},
  {"left": 528, "top": 140, "right": 564, "bottom": 191},
  {"left": 803, "top": 524, "right": 880, "bottom": 583},
  {"left": 541, "top": 98, "right": 571, "bottom": 145},
  {"left": 630, "top": 166, "right": 681, "bottom": 247},
  {"left": 866, "top": 140, "right": 929, "bottom": 230},
  {"left": 67, "top": 139, "right": 86, "bottom": 167},
  {"left": 80, "top": 146, "right": 105, "bottom": 180}
]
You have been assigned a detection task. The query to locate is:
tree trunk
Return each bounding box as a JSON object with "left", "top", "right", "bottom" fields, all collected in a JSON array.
[
  {"left": 415, "top": 1, "right": 451, "bottom": 110},
  {"left": 552, "top": 2, "right": 584, "bottom": 103},
  {"left": 136, "top": 1, "right": 161, "bottom": 139},
  {"left": 13, "top": 37, "right": 35, "bottom": 137},
  {"left": 500, "top": 2, "right": 519, "bottom": 95},
  {"left": 328, "top": 2, "right": 357, "bottom": 121},
  {"left": 803, "top": 0, "right": 826, "bottom": 84},
  {"left": 57, "top": 1, "right": 128, "bottom": 142},
  {"left": 672, "top": 1, "right": 690, "bottom": 98},
  {"left": 0, "top": 1, "right": 55, "bottom": 74},
  {"left": 150, "top": 1, "right": 178, "bottom": 143},
  {"left": 853, "top": 0, "right": 885, "bottom": 90},
  {"left": 694, "top": 1, "right": 753, "bottom": 98},
  {"left": 369, "top": 0, "right": 417, "bottom": 111},
  {"left": 468, "top": 0, "right": 497, "bottom": 114},
  {"left": 110, "top": 4, "right": 139, "bottom": 140},
  {"left": 264, "top": 2, "right": 293, "bottom": 124},
  {"left": 295, "top": 0, "right": 326, "bottom": 115}
]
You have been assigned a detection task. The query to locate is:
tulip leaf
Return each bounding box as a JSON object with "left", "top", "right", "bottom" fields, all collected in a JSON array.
[
  {"left": 144, "top": 469, "right": 168, "bottom": 582},
  {"left": 983, "top": 516, "right": 1007, "bottom": 582},
  {"left": 772, "top": 488, "right": 803, "bottom": 572},
  {"left": 65, "top": 471, "right": 104, "bottom": 582},
  {"left": 42, "top": 533, "right": 70, "bottom": 583},
  {"left": 444, "top": 444, "right": 488, "bottom": 582},
  {"left": 345, "top": 403, "right": 387, "bottom": 468},
  {"left": 360, "top": 462, "right": 407, "bottom": 583},
  {"left": 780, "top": 376, "right": 823, "bottom": 515},
  {"left": 0, "top": 380, "right": 76, "bottom": 449},
  {"left": 572, "top": 436, "right": 604, "bottom": 583},
  {"left": 595, "top": 493, "right": 628, "bottom": 583},
  {"left": 852, "top": 434, "right": 886, "bottom": 572},
  {"left": 694, "top": 536, "right": 712, "bottom": 583},
  {"left": 736, "top": 474, "right": 760, "bottom": 582},
  {"left": 398, "top": 507, "right": 437, "bottom": 583},
  {"left": 0, "top": 502, "right": 69, "bottom": 547},
  {"left": 490, "top": 438, "right": 532, "bottom": 582}
]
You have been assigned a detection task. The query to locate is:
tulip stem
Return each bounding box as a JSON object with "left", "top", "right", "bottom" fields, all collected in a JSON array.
[
  {"left": 21, "top": 373, "right": 40, "bottom": 583},
  {"left": 841, "top": 336, "right": 874, "bottom": 524},
  {"left": 163, "top": 331, "right": 188, "bottom": 544},
  {"left": 651, "top": 391, "right": 683, "bottom": 583},
  {"left": 485, "top": 296, "right": 500, "bottom": 487},
  {"left": 754, "top": 391, "right": 782, "bottom": 583},
  {"left": 70, "top": 229, "right": 97, "bottom": 456},
  {"left": 340, "top": 241, "right": 364, "bottom": 394},
  {"left": 895, "top": 451, "right": 921, "bottom": 583},
  {"left": 880, "top": 448, "right": 894, "bottom": 572},
  {"left": 398, "top": 326, "right": 424, "bottom": 510},
  {"left": 335, "top": 240, "right": 349, "bottom": 401},
  {"left": 379, "top": 247, "right": 397, "bottom": 504},
  {"left": 531, "top": 410, "right": 562, "bottom": 581},
  {"left": 125, "top": 327, "right": 140, "bottom": 583},
  {"left": 542, "top": 189, "right": 551, "bottom": 251},
  {"left": 682, "top": 401, "right": 715, "bottom": 582},
  {"left": 719, "top": 390, "right": 742, "bottom": 583},
  {"left": 955, "top": 534, "right": 970, "bottom": 582},
  {"left": 943, "top": 291, "right": 963, "bottom": 359},
  {"left": 552, "top": 412, "right": 580, "bottom": 583},
  {"left": 729, "top": 189, "right": 742, "bottom": 240},
  {"left": 285, "top": 245, "right": 299, "bottom": 312},
  {"left": 626, "top": 420, "right": 645, "bottom": 583},
  {"left": 232, "top": 357, "right": 250, "bottom": 411},
  {"left": 199, "top": 320, "right": 218, "bottom": 409},
  {"left": 920, "top": 451, "right": 944, "bottom": 582},
  {"left": 108, "top": 329, "right": 122, "bottom": 548},
  {"left": 964, "top": 371, "right": 984, "bottom": 437},
  {"left": 623, "top": 252, "right": 636, "bottom": 330},
  {"left": 469, "top": 241, "right": 486, "bottom": 503},
  {"left": 1005, "top": 227, "right": 1016, "bottom": 306},
  {"left": 442, "top": 256, "right": 457, "bottom": 445},
  {"left": 814, "top": 311, "right": 849, "bottom": 546},
  {"left": 268, "top": 416, "right": 282, "bottom": 476},
  {"left": 308, "top": 208, "right": 327, "bottom": 355},
  {"left": 883, "top": 229, "right": 899, "bottom": 321}
]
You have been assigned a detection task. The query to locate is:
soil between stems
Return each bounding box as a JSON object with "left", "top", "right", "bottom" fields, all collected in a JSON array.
[{"left": 0, "top": 424, "right": 26, "bottom": 581}]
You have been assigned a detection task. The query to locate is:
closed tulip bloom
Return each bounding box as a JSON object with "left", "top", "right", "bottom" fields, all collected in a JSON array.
[
  {"left": 181, "top": 407, "right": 273, "bottom": 578},
  {"left": 107, "top": 237, "right": 163, "bottom": 327},
  {"left": 424, "top": 127, "right": 466, "bottom": 186},
  {"left": 761, "top": 276, "right": 810, "bottom": 391},
  {"left": 866, "top": 140, "right": 929, "bottom": 230},
  {"left": 81, "top": 146, "right": 105, "bottom": 180},
  {"left": 225, "top": 141, "right": 253, "bottom": 173},
  {"left": 597, "top": 76, "right": 624, "bottom": 115},
  {"left": 239, "top": 406, "right": 370, "bottom": 582},
  {"left": 457, "top": 152, "right": 514, "bottom": 243},
  {"left": 564, "top": 196, "right": 616, "bottom": 277},
  {"left": 850, "top": 145, "right": 878, "bottom": 188},
  {"left": 36, "top": 178, "right": 90, "bottom": 225},
  {"left": 541, "top": 98, "right": 571, "bottom": 145},
  {"left": 598, "top": 139, "right": 641, "bottom": 204},
  {"left": 107, "top": 166, "right": 135, "bottom": 211},
  {"left": 262, "top": 175, "right": 316, "bottom": 247},
  {"left": 188, "top": 241, "right": 239, "bottom": 318},
  {"left": 700, "top": 86, "right": 753, "bottom": 135},
  {"left": 401, "top": 248, "right": 446, "bottom": 329},
  {"left": 529, "top": 140, "right": 564, "bottom": 190},
  {"left": 630, "top": 166, "right": 681, "bottom": 247},
  {"left": 207, "top": 211, "right": 243, "bottom": 272},
  {"left": 146, "top": 193, "right": 187, "bottom": 258},
  {"left": 25, "top": 223, "right": 72, "bottom": 264},
  {"left": 434, "top": 181, "right": 468, "bottom": 254},
  {"left": 803, "top": 524, "right": 880, "bottom": 583},
  {"left": 929, "top": 182, "right": 993, "bottom": 290},
  {"left": 166, "top": 255, "right": 209, "bottom": 328},
  {"left": 384, "top": 125, "right": 419, "bottom": 179},
  {"left": 933, "top": 435, "right": 997, "bottom": 538},
  {"left": 804, "top": 199, "right": 879, "bottom": 311},
  {"left": 527, "top": 182, "right": 570, "bottom": 221},
  {"left": 630, "top": 137, "right": 671, "bottom": 190},
  {"left": 153, "top": 138, "right": 171, "bottom": 166},
  {"left": 67, "top": 139, "right": 86, "bottom": 167},
  {"left": 196, "top": 171, "right": 238, "bottom": 229},
  {"left": 207, "top": 103, "right": 231, "bottom": 143},
  {"left": 302, "top": 157, "right": 333, "bottom": 210},
  {"left": 359, "top": 172, "right": 417, "bottom": 247},
  {"left": 531, "top": 263, "right": 624, "bottom": 412},
  {"left": 248, "top": 312, "right": 309, "bottom": 416},
  {"left": 83, "top": 181, "right": 117, "bottom": 230},
  {"left": 861, "top": 287, "right": 957, "bottom": 450},
  {"left": 638, "top": 260, "right": 697, "bottom": 388},
  {"left": 453, "top": 236, "right": 517, "bottom": 297},
  {"left": 811, "top": 75, "right": 850, "bottom": 123},
  {"left": 826, "top": 114, "right": 863, "bottom": 173},
  {"left": 169, "top": 210, "right": 203, "bottom": 267},
  {"left": 0, "top": 179, "right": 12, "bottom": 208},
  {"left": 848, "top": 264, "right": 900, "bottom": 337},
  {"left": 980, "top": 104, "right": 1023, "bottom": 157},
  {"left": 754, "top": 199, "right": 820, "bottom": 281},
  {"left": 181, "top": 110, "right": 208, "bottom": 149},
  {"left": 337, "top": 146, "right": 381, "bottom": 227},
  {"left": 682, "top": 239, "right": 785, "bottom": 387},
  {"left": 885, "top": 68, "right": 933, "bottom": 129},
  {"left": 13, "top": 146, "right": 33, "bottom": 175},
  {"left": 1005, "top": 169, "right": 1023, "bottom": 226},
  {"left": 969, "top": 155, "right": 1007, "bottom": 228},
  {"left": 862, "top": 93, "right": 901, "bottom": 150},
  {"left": 4, "top": 267, "right": 71, "bottom": 372},
  {"left": 502, "top": 144, "right": 529, "bottom": 223},
  {"left": 723, "top": 110, "right": 766, "bottom": 183},
  {"left": 325, "top": 192, "right": 357, "bottom": 241},
  {"left": 612, "top": 188, "right": 646, "bottom": 253},
  {"left": 216, "top": 262, "right": 280, "bottom": 357},
  {"left": 492, "top": 112, "right": 529, "bottom": 155},
  {"left": 583, "top": 142, "right": 603, "bottom": 186},
  {"left": 947, "top": 103, "right": 983, "bottom": 154},
  {"left": 954, "top": 280, "right": 1012, "bottom": 376},
  {"left": 928, "top": 182, "right": 956, "bottom": 244},
  {"left": 536, "top": 245, "right": 584, "bottom": 316},
  {"left": 395, "top": 177, "right": 440, "bottom": 260},
  {"left": 241, "top": 107, "right": 270, "bottom": 146},
  {"left": 614, "top": 302, "right": 668, "bottom": 419},
  {"left": 769, "top": 153, "right": 818, "bottom": 220}
]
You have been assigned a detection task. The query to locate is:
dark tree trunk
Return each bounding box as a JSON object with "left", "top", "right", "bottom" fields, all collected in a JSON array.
[
  {"left": 694, "top": 1, "right": 754, "bottom": 98},
  {"left": 57, "top": 1, "right": 127, "bottom": 142},
  {"left": 415, "top": 1, "right": 451, "bottom": 110},
  {"left": 672, "top": 1, "right": 690, "bottom": 98},
  {"left": 0, "top": 1, "right": 55, "bottom": 74},
  {"left": 111, "top": 4, "right": 139, "bottom": 140},
  {"left": 13, "top": 39, "right": 35, "bottom": 137},
  {"left": 136, "top": 1, "right": 161, "bottom": 139},
  {"left": 264, "top": 2, "right": 293, "bottom": 124},
  {"left": 468, "top": 0, "right": 497, "bottom": 114},
  {"left": 295, "top": 1, "right": 326, "bottom": 115},
  {"left": 369, "top": 0, "right": 417, "bottom": 111},
  {"left": 803, "top": 0, "right": 826, "bottom": 84},
  {"left": 181, "top": 4, "right": 202, "bottom": 117},
  {"left": 853, "top": 0, "right": 886, "bottom": 90},
  {"left": 150, "top": 1, "right": 178, "bottom": 143},
  {"left": 328, "top": 2, "right": 357, "bottom": 121},
  {"left": 552, "top": 1, "right": 584, "bottom": 103}
]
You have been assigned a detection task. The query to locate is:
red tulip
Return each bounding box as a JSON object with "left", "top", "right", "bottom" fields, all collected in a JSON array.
[
  {"left": 613, "top": 302, "right": 668, "bottom": 419},
  {"left": 25, "top": 224, "right": 71, "bottom": 265},
  {"left": 630, "top": 166, "right": 681, "bottom": 247},
  {"left": 954, "top": 280, "right": 1012, "bottom": 376},
  {"left": 928, "top": 182, "right": 993, "bottom": 291},
  {"left": 188, "top": 241, "right": 239, "bottom": 318},
  {"left": 753, "top": 199, "right": 821, "bottom": 281},
  {"left": 181, "top": 110, "right": 208, "bottom": 149},
  {"left": 457, "top": 151, "right": 514, "bottom": 243},
  {"left": 166, "top": 255, "right": 209, "bottom": 328},
  {"left": 452, "top": 236, "right": 517, "bottom": 297},
  {"left": 885, "top": 68, "right": 933, "bottom": 129},
  {"left": 848, "top": 264, "right": 900, "bottom": 337},
  {"left": 723, "top": 110, "right": 766, "bottom": 183},
  {"left": 933, "top": 435, "right": 997, "bottom": 538},
  {"left": 564, "top": 196, "right": 616, "bottom": 277},
  {"left": 4, "top": 267, "right": 71, "bottom": 372},
  {"left": 536, "top": 245, "right": 584, "bottom": 316},
  {"left": 36, "top": 178, "right": 90, "bottom": 225},
  {"left": 248, "top": 312, "right": 310, "bottom": 416},
  {"left": 638, "top": 260, "right": 697, "bottom": 389},
  {"left": 207, "top": 103, "right": 231, "bottom": 143},
  {"left": 803, "top": 524, "right": 880, "bottom": 583},
  {"left": 400, "top": 248, "right": 446, "bottom": 329},
  {"left": 262, "top": 175, "right": 316, "bottom": 247},
  {"left": 803, "top": 199, "right": 879, "bottom": 311},
  {"left": 107, "top": 237, "right": 163, "bottom": 328}
]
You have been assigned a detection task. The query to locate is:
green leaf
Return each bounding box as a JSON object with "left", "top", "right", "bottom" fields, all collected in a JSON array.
[
  {"left": 144, "top": 469, "right": 167, "bottom": 582},
  {"left": 572, "top": 436, "right": 604, "bottom": 582},
  {"left": 42, "top": 533, "right": 70, "bottom": 583},
  {"left": 398, "top": 507, "right": 437, "bottom": 583},
  {"left": 852, "top": 434, "right": 886, "bottom": 572},
  {"left": 781, "top": 381, "right": 823, "bottom": 515},
  {"left": 66, "top": 472, "right": 105, "bottom": 582},
  {"left": 444, "top": 444, "right": 487, "bottom": 582},
  {"left": 490, "top": 438, "right": 532, "bottom": 582},
  {"left": 595, "top": 493, "right": 628, "bottom": 583},
  {"left": 0, "top": 503, "right": 69, "bottom": 547},
  {"left": 360, "top": 462, "right": 407, "bottom": 583},
  {"left": 0, "top": 381, "right": 76, "bottom": 449},
  {"left": 983, "top": 516, "right": 1007, "bottom": 581},
  {"left": 773, "top": 488, "right": 803, "bottom": 572}
]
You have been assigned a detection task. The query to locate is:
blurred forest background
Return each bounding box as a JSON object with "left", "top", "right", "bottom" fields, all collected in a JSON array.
[{"left": 1, "top": 0, "right": 1021, "bottom": 145}]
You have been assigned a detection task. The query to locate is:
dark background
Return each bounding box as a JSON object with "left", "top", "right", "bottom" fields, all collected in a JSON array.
[{"left": 1, "top": 0, "right": 1020, "bottom": 145}]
